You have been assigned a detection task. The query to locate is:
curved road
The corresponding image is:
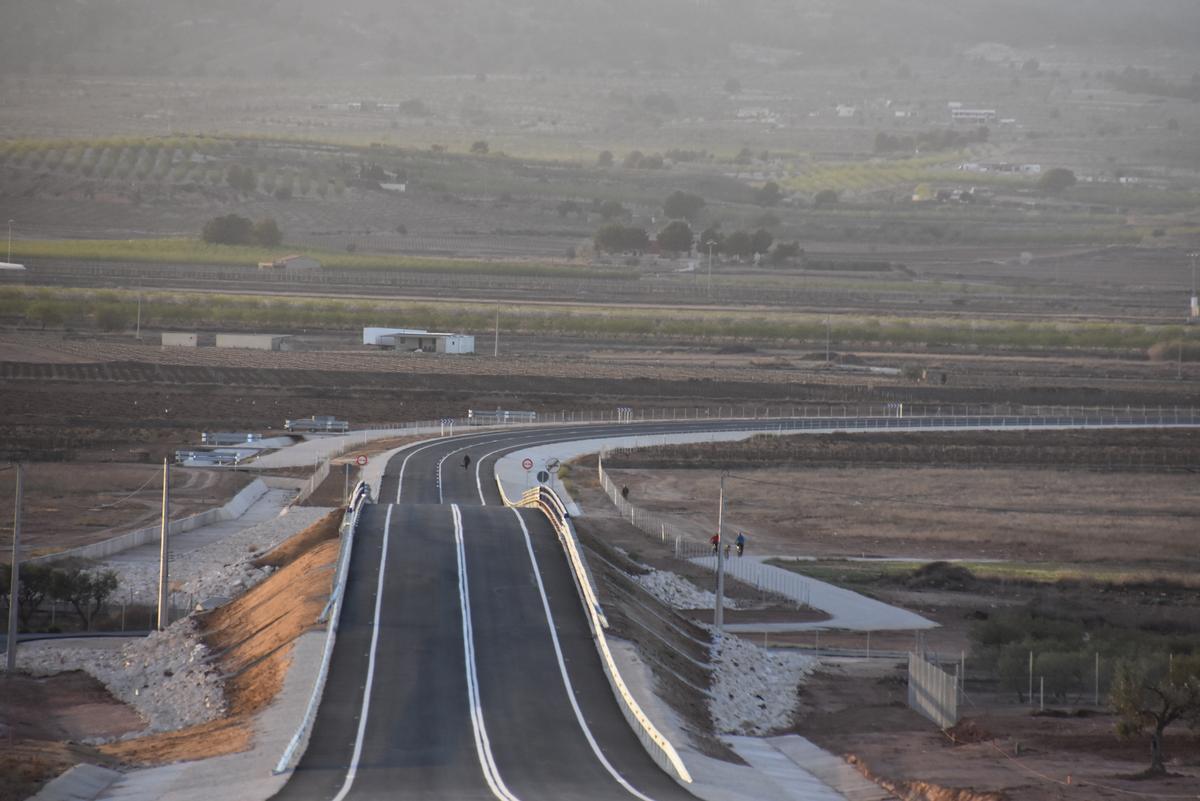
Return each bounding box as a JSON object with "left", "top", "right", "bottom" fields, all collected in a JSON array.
[{"left": 273, "top": 413, "right": 1200, "bottom": 800}]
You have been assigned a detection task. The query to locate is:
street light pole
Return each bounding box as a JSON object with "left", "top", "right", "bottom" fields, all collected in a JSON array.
[
  {"left": 6, "top": 219, "right": 12, "bottom": 264},
  {"left": 706, "top": 240, "right": 716, "bottom": 298}
]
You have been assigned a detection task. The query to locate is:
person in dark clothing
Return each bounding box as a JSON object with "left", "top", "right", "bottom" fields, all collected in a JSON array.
[
  {"left": 621, "top": 485, "right": 629, "bottom": 500},
  {"left": 710, "top": 533, "right": 720, "bottom": 555},
  {"left": 462, "top": 454, "right": 471, "bottom": 470},
  {"left": 736, "top": 531, "right": 746, "bottom": 556}
]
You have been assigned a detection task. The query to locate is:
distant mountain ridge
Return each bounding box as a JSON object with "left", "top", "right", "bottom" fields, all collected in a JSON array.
[{"left": 3, "top": 0, "right": 1197, "bottom": 78}]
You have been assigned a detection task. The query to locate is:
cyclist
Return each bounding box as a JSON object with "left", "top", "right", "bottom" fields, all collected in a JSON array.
[
  {"left": 710, "top": 532, "right": 720, "bottom": 555},
  {"left": 735, "top": 531, "right": 746, "bottom": 557}
]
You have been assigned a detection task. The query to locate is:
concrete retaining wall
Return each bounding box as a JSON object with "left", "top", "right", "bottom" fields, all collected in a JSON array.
[{"left": 30, "top": 479, "right": 270, "bottom": 565}]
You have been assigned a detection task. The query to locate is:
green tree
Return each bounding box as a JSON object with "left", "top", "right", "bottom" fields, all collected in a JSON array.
[
  {"left": 202, "top": 214, "right": 254, "bottom": 245},
  {"left": 253, "top": 217, "right": 283, "bottom": 247},
  {"left": 750, "top": 228, "right": 773, "bottom": 256},
  {"left": 470, "top": 140, "right": 489, "bottom": 155},
  {"left": 14, "top": 563, "right": 53, "bottom": 628},
  {"left": 814, "top": 189, "right": 840, "bottom": 208},
  {"left": 596, "top": 150, "right": 614, "bottom": 168},
  {"left": 51, "top": 567, "right": 119, "bottom": 631},
  {"left": 1038, "top": 168, "right": 1077, "bottom": 194},
  {"left": 656, "top": 220, "right": 694, "bottom": 254},
  {"left": 597, "top": 200, "right": 628, "bottom": 221},
  {"left": 723, "top": 230, "right": 753, "bottom": 259},
  {"left": 26, "top": 299, "right": 66, "bottom": 330},
  {"left": 663, "top": 190, "right": 705, "bottom": 221},
  {"left": 623, "top": 150, "right": 644, "bottom": 169},
  {"left": 594, "top": 224, "right": 649, "bottom": 254},
  {"left": 95, "top": 303, "right": 133, "bottom": 332},
  {"left": 754, "top": 181, "right": 782, "bottom": 206},
  {"left": 1111, "top": 655, "right": 1200, "bottom": 776}
]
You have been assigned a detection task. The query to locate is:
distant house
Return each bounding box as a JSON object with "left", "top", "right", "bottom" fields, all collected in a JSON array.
[
  {"left": 951, "top": 108, "right": 997, "bottom": 124},
  {"left": 257, "top": 254, "right": 321, "bottom": 271}
]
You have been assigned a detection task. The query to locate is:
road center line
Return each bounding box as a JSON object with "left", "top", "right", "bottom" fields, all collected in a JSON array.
[{"left": 453, "top": 503, "right": 522, "bottom": 801}]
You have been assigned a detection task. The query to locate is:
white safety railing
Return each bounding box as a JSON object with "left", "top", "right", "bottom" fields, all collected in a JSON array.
[
  {"left": 273, "top": 479, "right": 372, "bottom": 775},
  {"left": 498, "top": 479, "right": 692, "bottom": 785}
]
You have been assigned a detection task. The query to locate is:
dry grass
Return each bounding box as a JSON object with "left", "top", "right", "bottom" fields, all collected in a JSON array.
[{"left": 98, "top": 515, "right": 339, "bottom": 766}]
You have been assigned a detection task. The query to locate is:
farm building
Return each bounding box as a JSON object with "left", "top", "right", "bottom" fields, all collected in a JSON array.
[
  {"left": 363, "top": 327, "right": 475, "bottom": 354},
  {"left": 162, "top": 332, "right": 215, "bottom": 347},
  {"left": 257, "top": 254, "right": 321, "bottom": 271},
  {"left": 215, "top": 334, "right": 293, "bottom": 351}
]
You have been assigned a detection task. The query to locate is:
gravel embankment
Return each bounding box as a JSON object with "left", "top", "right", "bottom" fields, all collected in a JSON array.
[
  {"left": 634, "top": 566, "right": 750, "bottom": 611},
  {"left": 632, "top": 564, "right": 815, "bottom": 737},
  {"left": 709, "top": 631, "right": 815, "bottom": 736},
  {"left": 105, "top": 507, "right": 332, "bottom": 605},
  {"left": 17, "top": 505, "right": 336, "bottom": 742},
  {"left": 17, "top": 619, "right": 225, "bottom": 738}
]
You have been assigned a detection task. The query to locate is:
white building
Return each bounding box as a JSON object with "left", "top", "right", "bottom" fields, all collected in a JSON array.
[
  {"left": 257, "top": 254, "right": 321, "bottom": 271},
  {"left": 951, "top": 108, "right": 997, "bottom": 124},
  {"left": 362, "top": 327, "right": 475, "bottom": 354}
]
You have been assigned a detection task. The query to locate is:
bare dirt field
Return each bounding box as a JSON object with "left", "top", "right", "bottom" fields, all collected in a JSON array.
[
  {"left": 794, "top": 660, "right": 1200, "bottom": 801},
  {"left": 0, "top": 463, "right": 252, "bottom": 557},
  {"left": 603, "top": 462, "right": 1200, "bottom": 566},
  {"left": 587, "top": 431, "right": 1200, "bottom": 799}
]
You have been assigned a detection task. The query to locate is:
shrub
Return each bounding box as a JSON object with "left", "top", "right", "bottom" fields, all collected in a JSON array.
[{"left": 95, "top": 303, "right": 133, "bottom": 332}]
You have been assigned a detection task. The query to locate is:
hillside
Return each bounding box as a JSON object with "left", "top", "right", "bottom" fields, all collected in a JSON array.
[{"left": 4, "top": 0, "right": 1199, "bottom": 79}]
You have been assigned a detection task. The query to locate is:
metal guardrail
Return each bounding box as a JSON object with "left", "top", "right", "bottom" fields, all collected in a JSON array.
[
  {"left": 273, "top": 480, "right": 371, "bottom": 775},
  {"left": 497, "top": 479, "right": 692, "bottom": 785}
]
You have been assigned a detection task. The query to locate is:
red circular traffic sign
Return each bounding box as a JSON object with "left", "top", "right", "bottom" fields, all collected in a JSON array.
[
  {"left": 355, "top": 455, "right": 368, "bottom": 466},
  {"left": 521, "top": 457, "right": 534, "bottom": 470}
]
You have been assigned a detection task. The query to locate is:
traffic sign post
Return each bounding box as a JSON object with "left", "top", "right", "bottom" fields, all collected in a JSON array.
[
  {"left": 536, "top": 470, "right": 550, "bottom": 484},
  {"left": 521, "top": 457, "right": 534, "bottom": 471},
  {"left": 355, "top": 454, "right": 369, "bottom": 466},
  {"left": 440, "top": 418, "right": 454, "bottom": 436}
]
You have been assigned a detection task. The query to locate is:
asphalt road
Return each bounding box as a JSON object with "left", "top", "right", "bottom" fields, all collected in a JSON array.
[
  {"left": 274, "top": 413, "right": 1200, "bottom": 800},
  {"left": 273, "top": 422, "right": 714, "bottom": 801}
]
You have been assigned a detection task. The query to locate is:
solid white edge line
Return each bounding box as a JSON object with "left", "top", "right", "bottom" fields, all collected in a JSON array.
[
  {"left": 454, "top": 503, "right": 522, "bottom": 801},
  {"left": 330, "top": 503, "right": 392, "bottom": 801},
  {"left": 509, "top": 507, "right": 661, "bottom": 801}
]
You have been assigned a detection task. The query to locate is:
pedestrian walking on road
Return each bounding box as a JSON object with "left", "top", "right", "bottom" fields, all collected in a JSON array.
[
  {"left": 724, "top": 543, "right": 732, "bottom": 560},
  {"left": 710, "top": 533, "right": 720, "bottom": 555},
  {"left": 621, "top": 485, "right": 629, "bottom": 500},
  {"left": 735, "top": 532, "right": 746, "bottom": 557},
  {"left": 462, "top": 454, "right": 471, "bottom": 470}
]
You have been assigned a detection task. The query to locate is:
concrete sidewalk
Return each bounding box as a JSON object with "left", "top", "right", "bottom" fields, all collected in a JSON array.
[{"left": 690, "top": 555, "right": 936, "bottom": 632}]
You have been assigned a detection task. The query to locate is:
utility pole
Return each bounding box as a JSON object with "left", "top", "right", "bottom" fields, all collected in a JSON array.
[
  {"left": 157, "top": 458, "right": 170, "bottom": 631},
  {"left": 1190, "top": 252, "right": 1199, "bottom": 323},
  {"left": 493, "top": 306, "right": 500, "bottom": 358},
  {"left": 135, "top": 290, "right": 142, "bottom": 341},
  {"left": 714, "top": 473, "right": 726, "bottom": 634},
  {"left": 825, "top": 315, "right": 832, "bottom": 363},
  {"left": 6, "top": 219, "right": 12, "bottom": 264},
  {"left": 6, "top": 464, "right": 22, "bottom": 672}
]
